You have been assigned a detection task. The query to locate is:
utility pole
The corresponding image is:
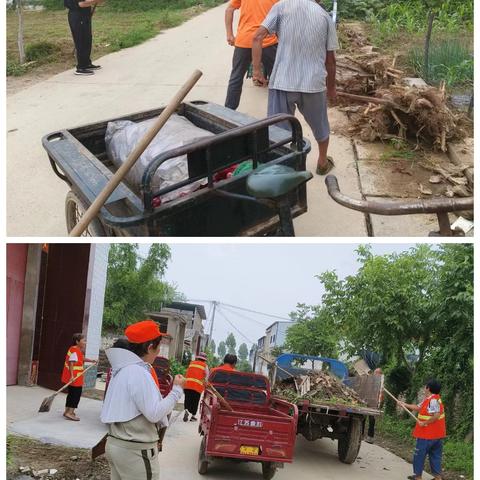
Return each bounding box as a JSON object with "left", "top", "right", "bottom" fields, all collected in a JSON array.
[{"left": 207, "top": 301, "right": 217, "bottom": 347}]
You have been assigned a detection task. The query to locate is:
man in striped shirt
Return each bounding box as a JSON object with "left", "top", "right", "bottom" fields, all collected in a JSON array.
[{"left": 252, "top": 0, "right": 338, "bottom": 175}]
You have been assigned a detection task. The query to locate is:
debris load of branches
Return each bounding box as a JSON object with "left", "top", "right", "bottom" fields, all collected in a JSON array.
[
  {"left": 272, "top": 372, "right": 367, "bottom": 407},
  {"left": 339, "top": 86, "right": 469, "bottom": 151},
  {"left": 336, "top": 24, "right": 472, "bottom": 151}
]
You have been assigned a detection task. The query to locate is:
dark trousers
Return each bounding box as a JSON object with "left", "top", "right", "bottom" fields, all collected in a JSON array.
[
  {"left": 413, "top": 438, "right": 443, "bottom": 476},
  {"left": 65, "top": 385, "right": 82, "bottom": 408},
  {"left": 184, "top": 389, "right": 201, "bottom": 416},
  {"left": 368, "top": 415, "right": 375, "bottom": 438},
  {"left": 225, "top": 45, "right": 277, "bottom": 110},
  {"left": 68, "top": 10, "right": 92, "bottom": 69}
]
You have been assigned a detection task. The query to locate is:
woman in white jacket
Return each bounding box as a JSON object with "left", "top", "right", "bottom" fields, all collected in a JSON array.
[{"left": 101, "top": 320, "right": 185, "bottom": 480}]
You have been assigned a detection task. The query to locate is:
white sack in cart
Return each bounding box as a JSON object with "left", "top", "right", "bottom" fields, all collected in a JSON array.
[{"left": 105, "top": 114, "right": 213, "bottom": 203}]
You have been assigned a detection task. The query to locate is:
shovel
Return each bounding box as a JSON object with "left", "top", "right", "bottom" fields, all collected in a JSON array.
[
  {"left": 69, "top": 69, "right": 203, "bottom": 236},
  {"left": 38, "top": 364, "right": 96, "bottom": 413}
]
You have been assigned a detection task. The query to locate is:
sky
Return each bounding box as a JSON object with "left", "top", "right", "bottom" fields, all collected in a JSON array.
[{"left": 138, "top": 243, "right": 417, "bottom": 350}]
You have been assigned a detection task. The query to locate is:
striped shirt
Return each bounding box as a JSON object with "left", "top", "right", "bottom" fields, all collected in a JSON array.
[{"left": 262, "top": 0, "right": 339, "bottom": 93}]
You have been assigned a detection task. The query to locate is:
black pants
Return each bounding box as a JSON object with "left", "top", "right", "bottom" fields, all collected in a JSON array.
[
  {"left": 66, "top": 385, "right": 82, "bottom": 408},
  {"left": 368, "top": 415, "right": 375, "bottom": 438},
  {"left": 184, "top": 389, "right": 201, "bottom": 416},
  {"left": 68, "top": 10, "right": 92, "bottom": 69},
  {"left": 225, "top": 45, "right": 277, "bottom": 110}
]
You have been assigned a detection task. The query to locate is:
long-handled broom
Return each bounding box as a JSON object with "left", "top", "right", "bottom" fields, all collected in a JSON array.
[{"left": 38, "top": 363, "right": 96, "bottom": 413}]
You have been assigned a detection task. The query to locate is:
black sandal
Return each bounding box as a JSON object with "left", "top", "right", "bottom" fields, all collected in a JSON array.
[{"left": 316, "top": 156, "right": 335, "bottom": 175}]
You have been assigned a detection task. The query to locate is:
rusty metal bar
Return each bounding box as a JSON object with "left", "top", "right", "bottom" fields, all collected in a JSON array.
[{"left": 325, "top": 175, "right": 473, "bottom": 215}]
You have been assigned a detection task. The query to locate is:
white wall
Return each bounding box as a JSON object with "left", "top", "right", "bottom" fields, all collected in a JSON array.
[{"left": 85, "top": 244, "right": 110, "bottom": 359}]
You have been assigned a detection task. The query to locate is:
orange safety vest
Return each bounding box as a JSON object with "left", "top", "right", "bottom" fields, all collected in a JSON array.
[
  {"left": 61, "top": 346, "right": 84, "bottom": 387},
  {"left": 150, "top": 366, "right": 160, "bottom": 389},
  {"left": 413, "top": 394, "right": 446, "bottom": 439},
  {"left": 185, "top": 360, "right": 207, "bottom": 393}
]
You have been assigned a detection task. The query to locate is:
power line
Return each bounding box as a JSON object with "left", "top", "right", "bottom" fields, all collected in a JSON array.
[
  {"left": 216, "top": 307, "right": 256, "bottom": 345},
  {"left": 220, "top": 302, "right": 293, "bottom": 322},
  {"left": 221, "top": 304, "right": 273, "bottom": 327}
]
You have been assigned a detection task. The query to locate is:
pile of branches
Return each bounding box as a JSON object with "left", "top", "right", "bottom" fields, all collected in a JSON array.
[
  {"left": 339, "top": 85, "right": 470, "bottom": 151},
  {"left": 272, "top": 371, "right": 367, "bottom": 407}
]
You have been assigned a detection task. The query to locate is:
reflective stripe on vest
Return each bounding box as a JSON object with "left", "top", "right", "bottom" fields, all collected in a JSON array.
[
  {"left": 189, "top": 364, "right": 206, "bottom": 371},
  {"left": 61, "top": 346, "right": 84, "bottom": 386},
  {"left": 185, "top": 378, "right": 204, "bottom": 386},
  {"left": 185, "top": 360, "right": 207, "bottom": 393}
]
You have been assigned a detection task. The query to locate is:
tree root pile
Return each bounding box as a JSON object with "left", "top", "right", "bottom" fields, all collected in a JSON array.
[
  {"left": 336, "top": 24, "right": 472, "bottom": 151},
  {"left": 340, "top": 86, "right": 471, "bottom": 151},
  {"left": 272, "top": 371, "right": 367, "bottom": 407}
]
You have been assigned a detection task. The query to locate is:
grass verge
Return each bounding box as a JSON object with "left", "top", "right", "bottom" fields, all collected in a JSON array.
[
  {"left": 375, "top": 414, "right": 473, "bottom": 479},
  {"left": 7, "top": 1, "right": 223, "bottom": 78}
]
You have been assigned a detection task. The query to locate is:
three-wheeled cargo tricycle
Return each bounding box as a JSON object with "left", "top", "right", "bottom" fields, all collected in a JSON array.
[
  {"left": 43, "top": 101, "right": 312, "bottom": 236},
  {"left": 198, "top": 369, "right": 298, "bottom": 479},
  {"left": 271, "top": 353, "right": 383, "bottom": 464}
]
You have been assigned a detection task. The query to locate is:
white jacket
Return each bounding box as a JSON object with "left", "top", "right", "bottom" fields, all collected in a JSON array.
[{"left": 100, "top": 348, "right": 182, "bottom": 426}]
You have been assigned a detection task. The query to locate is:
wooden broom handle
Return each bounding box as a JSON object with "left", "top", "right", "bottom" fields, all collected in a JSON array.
[
  {"left": 54, "top": 363, "right": 96, "bottom": 395},
  {"left": 205, "top": 381, "right": 234, "bottom": 411},
  {"left": 383, "top": 387, "right": 420, "bottom": 423},
  {"left": 69, "top": 69, "right": 203, "bottom": 236}
]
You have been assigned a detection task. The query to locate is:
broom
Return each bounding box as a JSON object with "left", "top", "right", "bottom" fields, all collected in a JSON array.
[{"left": 38, "top": 364, "right": 96, "bottom": 413}]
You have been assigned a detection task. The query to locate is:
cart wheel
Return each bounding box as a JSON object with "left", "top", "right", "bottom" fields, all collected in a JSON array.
[
  {"left": 338, "top": 417, "right": 362, "bottom": 464},
  {"left": 65, "top": 191, "right": 107, "bottom": 236},
  {"left": 198, "top": 436, "right": 209, "bottom": 475},
  {"left": 261, "top": 462, "right": 277, "bottom": 480}
]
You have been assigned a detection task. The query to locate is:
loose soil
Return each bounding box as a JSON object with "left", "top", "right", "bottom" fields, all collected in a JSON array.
[{"left": 7, "top": 435, "right": 110, "bottom": 480}]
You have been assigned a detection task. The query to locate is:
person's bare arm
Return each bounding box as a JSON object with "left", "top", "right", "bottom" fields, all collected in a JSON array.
[
  {"left": 398, "top": 401, "right": 421, "bottom": 412},
  {"left": 68, "top": 362, "right": 75, "bottom": 381},
  {"left": 252, "top": 26, "right": 269, "bottom": 86},
  {"left": 325, "top": 50, "right": 336, "bottom": 102},
  {"left": 225, "top": 5, "right": 236, "bottom": 46}
]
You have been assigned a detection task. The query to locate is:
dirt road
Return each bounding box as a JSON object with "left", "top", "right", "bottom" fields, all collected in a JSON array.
[{"left": 6, "top": 4, "right": 366, "bottom": 237}]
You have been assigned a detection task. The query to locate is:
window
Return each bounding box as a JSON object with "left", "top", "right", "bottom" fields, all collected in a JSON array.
[{"left": 270, "top": 334, "right": 276, "bottom": 345}]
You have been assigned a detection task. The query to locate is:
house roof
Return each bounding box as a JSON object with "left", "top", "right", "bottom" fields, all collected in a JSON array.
[
  {"left": 165, "top": 302, "right": 207, "bottom": 319},
  {"left": 265, "top": 320, "right": 293, "bottom": 331}
]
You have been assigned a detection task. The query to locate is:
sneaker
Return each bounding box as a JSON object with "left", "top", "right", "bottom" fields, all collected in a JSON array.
[
  {"left": 183, "top": 411, "right": 189, "bottom": 422},
  {"left": 75, "top": 68, "right": 94, "bottom": 76},
  {"left": 87, "top": 64, "right": 102, "bottom": 70},
  {"left": 365, "top": 436, "right": 374, "bottom": 444}
]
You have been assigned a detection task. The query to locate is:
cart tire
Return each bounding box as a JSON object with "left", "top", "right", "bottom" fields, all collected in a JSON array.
[
  {"left": 261, "top": 462, "right": 277, "bottom": 480},
  {"left": 338, "top": 417, "right": 362, "bottom": 464},
  {"left": 198, "top": 436, "right": 209, "bottom": 475},
  {"left": 65, "top": 190, "right": 107, "bottom": 236}
]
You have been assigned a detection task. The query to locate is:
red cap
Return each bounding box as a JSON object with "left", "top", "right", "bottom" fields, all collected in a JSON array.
[{"left": 124, "top": 320, "right": 163, "bottom": 343}]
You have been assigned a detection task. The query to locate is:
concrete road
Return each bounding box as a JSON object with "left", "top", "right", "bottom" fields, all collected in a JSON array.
[
  {"left": 7, "top": 385, "right": 431, "bottom": 479},
  {"left": 7, "top": 4, "right": 366, "bottom": 237}
]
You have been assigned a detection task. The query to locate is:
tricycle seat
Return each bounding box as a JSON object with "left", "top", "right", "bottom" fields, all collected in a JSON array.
[{"left": 246, "top": 164, "right": 313, "bottom": 199}]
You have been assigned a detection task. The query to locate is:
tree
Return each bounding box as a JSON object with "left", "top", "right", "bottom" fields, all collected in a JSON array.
[
  {"left": 225, "top": 333, "right": 237, "bottom": 355},
  {"left": 16, "top": 0, "right": 26, "bottom": 64},
  {"left": 209, "top": 340, "right": 216, "bottom": 355},
  {"left": 217, "top": 341, "right": 227, "bottom": 359},
  {"left": 238, "top": 343, "right": 249, "bottom": 362},
  {"left": 103, "top": 244, "right": 180, "bottom": 332},
  {"left": 237, "top": 360, "right": 252, "bottom": 373},
  {"left": 284, "top": 304, "right": 340, "bottom": 357}
]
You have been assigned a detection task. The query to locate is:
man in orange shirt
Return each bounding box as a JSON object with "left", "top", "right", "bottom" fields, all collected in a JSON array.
[
  {"left": 210, "top": 354, "right": 238, "bottom": 375},
  {"left": 225, "top": 0, "right": 278, "bottom": 110}
]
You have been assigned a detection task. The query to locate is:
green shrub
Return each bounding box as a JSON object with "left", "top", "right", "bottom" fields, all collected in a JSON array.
[
  {"left": 6, "top": 62, "right": 29, "bottom": 76},
  {"left": 408, "top": 39, "right": 473, "bottom": 87},
  {"left": 41, "top": 0, "right": 64, "bottom": 10},
  {"left": 169, "top": 359, "right": 186, "bottom": 376},
  {"left": 25, "top": 41, "right": 60, "bottom": 62}
]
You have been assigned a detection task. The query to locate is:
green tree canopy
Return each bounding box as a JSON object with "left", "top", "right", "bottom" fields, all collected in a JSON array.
[
  {"left": 238, "top": 343, "right": 249, "bottom": 361},
  {"left": 103, "top": 244, "right": 179, "bottom": 332},
  {"left": 284, "top": 304, "right": 340, "bottom": 357},
  {"left": 217, "top": 341, "right": 226, "bottom": 359},
  {"left": 225, "top": 333, "right": 237, "bottom": 355},
  {"left": 209, "top": 339, "right": 216, "bottom": 355}
]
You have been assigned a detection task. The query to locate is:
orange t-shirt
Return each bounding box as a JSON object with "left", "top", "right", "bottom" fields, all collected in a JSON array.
[{"left": 230, "top": 0, "right": 278, "bottom": 48}]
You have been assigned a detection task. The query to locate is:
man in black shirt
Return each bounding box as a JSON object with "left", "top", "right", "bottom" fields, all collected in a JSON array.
[{"left": 64, "top": 0, "right": 103, "bottom": 75}]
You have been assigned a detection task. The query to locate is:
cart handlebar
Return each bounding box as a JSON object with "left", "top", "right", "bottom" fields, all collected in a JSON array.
[{"left": 325, "top": 175, "right": 473, "bottom": 215}]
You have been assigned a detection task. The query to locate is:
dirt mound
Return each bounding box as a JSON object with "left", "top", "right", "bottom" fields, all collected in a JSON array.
[{"left": 272, "top": 371, "right": 367, "bottom": 407}]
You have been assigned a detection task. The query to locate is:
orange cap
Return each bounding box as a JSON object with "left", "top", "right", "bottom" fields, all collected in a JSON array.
[{"left": 124, "top": 320, "right": 163, "bottom": 343}]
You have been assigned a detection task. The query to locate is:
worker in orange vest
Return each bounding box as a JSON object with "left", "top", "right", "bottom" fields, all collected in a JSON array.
[
  {"left": 398, "top": 379, "right": 447, "bottom": 480},
  {"left": 183, "top": 352, "right": 209, "bottom": 422},
  {"left": 61, "top": 333, "right": 97, "bottom": 421},
  {"left": 210, "top": 353, "right": 238, "bottom": 375}
]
